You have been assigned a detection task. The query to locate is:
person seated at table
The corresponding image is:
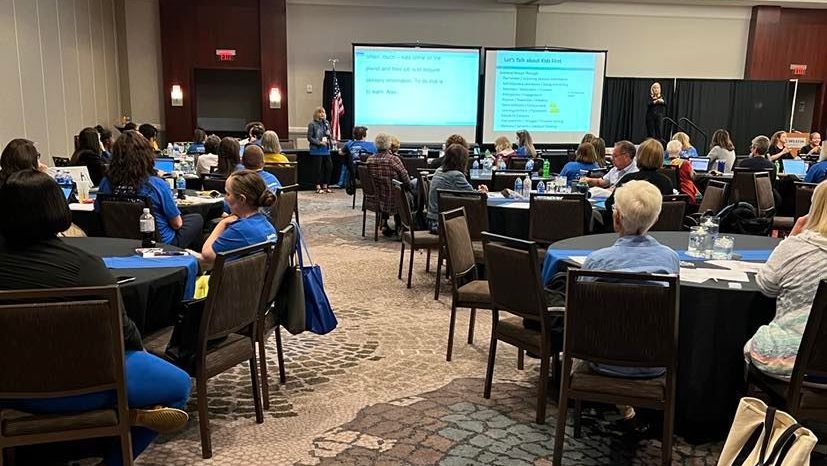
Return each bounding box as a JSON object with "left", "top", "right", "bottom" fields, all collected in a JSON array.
[
  {"left": 368, "top": 132, "right": 411, "bottom": 236},
  {"left": 666, "top": 140, "right": 700, "bottom": 205},
  {"left": 426, "top": 144, "right": 488, "bottom": 233},
  {"left": 515, "top": 130, "right": 537, "bottom": 157},
  {"left": 590, "top": 136, "right": 607, "bottom": 168},
  {"left": 390, "top": 135, "right": 402, "bottom": 157},
  {"left": 738, "top": 135, "right": 776, "bottom": 171},
  {"left": 0, "top": 169, "right": 191, "bottom": 466},
  {"left": 70, "top": 127, "right": 107, "bottom": 185},
  {"left": 199, "top": 170, "right": 278, "bottom": 268},
  {"left": 261, "top": 130, "right": 289, "bottom": 164},
  {"left": 242, "top": 144, "right": 281, "bottom": 193},
  {"left": 428, "top": 134, "right": 467, "bottom": 168},
  {"left": 338, "top": 126, "right": 376, "bottom": 186},
  {"left": 706, "top": 129, "right": 736, "bottom": 173},
  {"left": 96, "top": 125, "right": 114, "bottom": 162},
  {"left": 0, "top": 138, "right": 47, "bottom": 186},
  {"left": 804, "top": 152, "right": 827, "bottom": 184},
  {"left": 138, "top": 123, "right": 159, "bottom": 152},
  {"left": 768, "top": 130, "right": 794, "bottom": 164},
  {"left": 240, "top": 121, "right": 264, "bottom": 147},
  {"left": 196, "top": 134, "right": 221, "bottom": 176},
  {"left": 560, "top": 143, "right": 600, "bottom": 186},
  {"left": 580, "top": 140, "right": 638, "bottom": 189},
  {"left": 672, "top": 132, "right": 698, "bottom": 158},
  {"left": 604, "top": 138, "right": 674, "bottom": 212},
  {"left": 494, "top": 136, "right": 516, "bottom": 163},
  {"left": 584, "top": 180, "right": 680, "bottom": 377},
  {"left": 799, "top": 131, "right": 822, "bottom": 158},
  {"left": 97, "top": 131, "right": 204, "bottom": 248},
  {"left": 187, "top": 128, "right": 206, "bottom": 155},
  {"left": 215, "top": 137, "right": 243, "bottom": 178},
  {"left": 746, "top": 181, "right": 827, "bottom": 380}
]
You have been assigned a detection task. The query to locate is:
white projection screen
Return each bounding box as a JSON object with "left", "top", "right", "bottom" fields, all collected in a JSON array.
[
  {"left": 353, "top": 44, "right": 481, "bottom": 144},
  {"left": 482, "top": 48, "right": 607, "bottom": 144}
]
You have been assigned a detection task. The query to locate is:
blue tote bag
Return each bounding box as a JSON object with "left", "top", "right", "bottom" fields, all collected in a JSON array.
[{"left": 296, "top": 225, "right": 337, "bottom": 334}]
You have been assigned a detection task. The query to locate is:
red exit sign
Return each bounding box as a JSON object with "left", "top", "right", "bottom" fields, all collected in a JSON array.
[
  {"left": 216, "top": 49, "right": 236, "bottom": 62},
  {"left": 790, "top": 64, "right": 807, "bottom": 76}
]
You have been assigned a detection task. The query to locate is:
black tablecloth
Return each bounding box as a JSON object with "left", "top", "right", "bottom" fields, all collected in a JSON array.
[
  {"left": 488, "top": 204, "right": 530, "bottom": 240},
  {"left": 62, "top": 237, "right": 188, "bottom": 335},
  {"left": 550, "top": 232, "right": 780, "bottom": 442}
]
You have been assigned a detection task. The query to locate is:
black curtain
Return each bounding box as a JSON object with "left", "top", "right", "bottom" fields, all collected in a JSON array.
[
  {"left": 672, "top": 79, "right": 736, "bottom": 154},
  {"left": 601, "top": 77, "right": 674, "bottom": 146},
  {"left": 322, "top": 70, "right": 354, "bottom": 140}
]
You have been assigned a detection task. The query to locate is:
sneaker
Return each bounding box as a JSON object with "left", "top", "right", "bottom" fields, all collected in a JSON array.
[{"left": 130, "top": 406, "right": 189, "bottom": 434}]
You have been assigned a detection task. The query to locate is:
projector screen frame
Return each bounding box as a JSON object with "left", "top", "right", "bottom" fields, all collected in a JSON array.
[
  {"left": 352, "top": 42, "right": 483, "bottom": 145},
  {"left": 481, "top": 46, "right": 609, "bottom": 147}
]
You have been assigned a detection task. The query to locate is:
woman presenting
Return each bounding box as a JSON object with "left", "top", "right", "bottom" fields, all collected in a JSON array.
[
  {"left": 307, "top": 107, "right": 333, "bottom": 193},
  {"left": 645, "top": 82, "right": 666, "bottom": 140}
]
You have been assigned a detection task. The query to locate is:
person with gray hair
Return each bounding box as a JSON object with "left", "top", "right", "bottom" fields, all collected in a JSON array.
[
  {"left": 581, "top": 179, "right": 680, "bottom": 378},
  {"left": 367, "top": 132, "right": 410, "bottom": 236},
  {"left": 738, "top": 135, "right": 776, "bottom": 172}
]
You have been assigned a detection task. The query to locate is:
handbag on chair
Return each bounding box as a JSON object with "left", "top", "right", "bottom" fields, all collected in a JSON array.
[
  {"left": 717, "top": 397, "right": 817, "bottom": 466},
  {"left": 295, "top": 225, "right": 337, "bottom": 335}
]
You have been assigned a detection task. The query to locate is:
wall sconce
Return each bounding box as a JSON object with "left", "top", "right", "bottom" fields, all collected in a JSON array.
[
  {"left": 269, "top": 87, "right": 281, "bottom": 109},
  {"left": 170, "top": 85, "right": 183, "bottom": 107}
]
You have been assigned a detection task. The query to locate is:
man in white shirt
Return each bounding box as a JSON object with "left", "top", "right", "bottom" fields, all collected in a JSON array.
[{"left": 579, "top": 140, "right": 638, "bottom": 188}]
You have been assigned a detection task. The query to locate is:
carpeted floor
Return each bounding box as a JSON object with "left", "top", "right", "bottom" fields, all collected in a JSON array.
[{"left": 136, "top": 190, "right": 729, "bottom": 465}]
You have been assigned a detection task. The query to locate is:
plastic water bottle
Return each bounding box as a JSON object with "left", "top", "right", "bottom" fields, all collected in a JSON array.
[
  {"left": 471, "top": 159, "right": 480, "bottom": 178},
  {"left": 482, "top": 157, "right": 492, "bottom": 173},
  {"left": 523, "top": 174, "right": 532, "bottom": 198},
  {"left": 537, "top": 181, "right": 545, "bottom": 194},
  {"left": 140, "top": 208, "right": 155, "bottom": 248},
  {"left": 498, "top": 158, "right": 507, "bottom": 171},
  {"left": 514, "top": 176, "right": 523, "bottom": 194},
  {"left": 542, "top": 159, "right": 550, "bottom": 178},
  {"left": 176, "top": 173, "right": 186, "bottom": 200},
  {"left": 525, "top": 158, "right": 534, "bottom": 172}
]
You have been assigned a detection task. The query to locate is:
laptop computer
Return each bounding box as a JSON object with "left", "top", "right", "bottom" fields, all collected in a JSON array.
[
  {"left": 783, "top": 159, "right": 808, "bottom": 178},
  {"left": 154, "top": 157, "right": 175, "bottom": 174},
  {"left": 690, "top": 157, "right": 710, "bottom": 173}
]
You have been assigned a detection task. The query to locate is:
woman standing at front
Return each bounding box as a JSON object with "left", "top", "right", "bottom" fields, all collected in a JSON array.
[
  {"left": 645, "top": 82, "right": 666, "bottom": 140},
  {"left": 307, "top": 107, "right": 332, "bottom": 193}
]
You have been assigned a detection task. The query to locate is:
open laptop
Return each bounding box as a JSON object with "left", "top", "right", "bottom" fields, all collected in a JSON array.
[
  {"left": 47, "top": 166, "right": 92, "bottom": 184},
  {"left": 154, "top": 157, "right": 175, "bottom": 174},
  {"left": 783, "top": 159, "right": 808, "bottom": 179},
  {"left": 690, "top": 157, "right": 710, "bottom": 173}
]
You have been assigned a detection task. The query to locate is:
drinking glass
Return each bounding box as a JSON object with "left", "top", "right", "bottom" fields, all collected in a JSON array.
[
  {"left": 687, "top": 226, "right": 706, "bottom": 258},
  {"left": 711, "top": 235, "right": 735, "bottom": 260}
]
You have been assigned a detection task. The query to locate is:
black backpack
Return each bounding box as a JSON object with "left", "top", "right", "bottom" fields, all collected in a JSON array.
[{"left": 718, "top": 202, "right": 773, "bottom": 236}]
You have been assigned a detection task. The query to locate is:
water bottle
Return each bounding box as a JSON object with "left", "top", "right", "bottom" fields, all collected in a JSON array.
[
  {"left": 471, "top": 159, "right": 480, "bottom": 178},
  {"left": 166, "top": 143, "right": 173, "bottom": 157},
  {"left": 498, "top": 158, "right": 506, "bottom": 171},
  {"left": 523, "top": 174, "right": 532, "bottom": 198},
  {"left": 176, "top": 173, "right": 186, "bottom": 200},
  {"left": 421, "top": 146, "right": 428, "bottom": 157},
  {"left": 64, "top": 171, "right": 75, "bottom": 194},
  {"left": 139, "top": 208, "right": 155, "bottom": 248},
  {"left": 537, "top": 181, "right": 545, "bottom": 194},
  {"left": 542, "top": 159, "right": 550, "bottom": 178},
  {"left": 717, "top": 160, "right": 726, "bottom": 172},
  {"left": 514, "top": 176, "right": 523, "bottom": 194},
  {"left": 483, "top": 157, "right": 492, "bottom": 174},
  {"left": 525, "top": 158, "right": 534, "bottom": 172}
]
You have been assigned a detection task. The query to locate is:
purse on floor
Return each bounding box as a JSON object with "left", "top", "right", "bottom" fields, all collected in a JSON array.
[{"left": 295, "top": 225, "right": 337, "bottom": 335}]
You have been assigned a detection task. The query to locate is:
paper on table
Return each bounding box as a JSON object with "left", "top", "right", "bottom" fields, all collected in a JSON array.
[
  {"left": 705, "top": 260, "right": 763, "bottom": 274},
  {"left": 569, "top": 256, "right": 587, "bottom": 266},
  {"left": 680, "top": 267, "right": 750, "bottom": 283},
  {"left": 679, "top": 268, "right": 709, "bottom": 283}
]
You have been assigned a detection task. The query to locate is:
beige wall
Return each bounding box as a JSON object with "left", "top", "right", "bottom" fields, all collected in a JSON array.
[
  {"left": 122, "top": 0, "right": 163, "bottom": 130},
  {"left": 286, "top": 0, "right": 516, "bottom": 139},
  {"left": 0, "top": 0, "right": 121, "bottom": 162},
  {"left": 537, "top": 2, "right": 751, "bottom": 79}
]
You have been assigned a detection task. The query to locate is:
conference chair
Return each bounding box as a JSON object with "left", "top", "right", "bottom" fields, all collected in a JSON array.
[
  {"left": 264, "top": 162, "right": 297, "bottom": 187},
  {"left": 528, "top": 193, "right": 591, "bottom": 250},
  {"left": 657, "top": 166, "right": 678, "bottom": 190},
  {"left": 357, "top": 164, "right": 381, "bottom": 241},
  {"left": 686, "top": 180, "right": 729, "bottom": 228},
  {"left": 0, "top": 286, "right": 133, "bottom": 466},
  {"left": 732, "top": 170, "right": 761, "bottom": 206},
  {"left": 279, "top": 139, "right": 296, "bottom": 150},
  {"left": 143, "top": 242, "right": 272, "bottom": 458},
  {"left": 482, "top": 233, "right": 564, "bottom": 425},
  {"left": 400, "top": 157, "right": 428, "bottom": 178},
  {"left": 271, "top": 184, "right": 299, "bottom": 231},
  {"left": 97, "top": 192, "right": 154, "bottom": 241},
  {"left": 508, "top": 157, "right": 543, "bottom": 171},
  {"left": 434, "top": 190, "right": 489, "bottom": 300},
  {"left": 754, "top": 172, "right": 776, "bottom": 217},
  {"left": 201, "top": 175, "right": 227, "bottom": 194},
  {"left": 650, "top": 194, "right": 688, "bottom": 231},
  {"left": 441, "top": 208, "right": 492, "bottom": 361},
  {"left": 747, "top": 279, "right": 827, "bottom": 425},
  {"left": 254, "top": 225, "right": 297, "bottom": 409},
  {"left": 794, "top": 182, "right": 818, "bottom": 220},
  {"left": 417, "top": 169, "right": 438, "bottom": 217},
  {"left": 553, "top": 269, "right": 679, "bottom": 466},
  {"left": 394, "top": 180, "right": 439, "bottom": 288},
  {"left": 492, "top": 171, "right": 529, "bottom": 192}
]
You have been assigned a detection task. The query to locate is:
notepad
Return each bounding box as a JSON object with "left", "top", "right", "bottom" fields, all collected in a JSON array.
[
  {"left": 679, "top": 268, "right": 750, "bottom": 284},
  {"left": 705, "top": 260, "right": 763, "bottom": 274}
]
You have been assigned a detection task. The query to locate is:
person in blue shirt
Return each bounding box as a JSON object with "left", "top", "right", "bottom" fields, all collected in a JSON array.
[
  {"left": 187, "top": 128, "right": 206, "bottom": 155},
  {"left": 559, "top": 143, "right": 600, "bottom": 185},
  {"left": 672, "top": 132, "right": 699, "bottom": 158},
  {"left": 583, "top": 179, "right": 680, "bottom": 378},
  {"left": 805, "top": 155, "right": 827, "bottom": 183},
  {"left": 338, "top": 126, "right": 376, "bottom": 187},
  {"left": 200, "top": 170, "right": 278, "bottom": 267},
  {"left": 515, "top": 129, "right": 537, "bottom": 158},
  {"left": 96, "top": 125, "right": 113, "bottom": 162},
  {"left": 242, "top": 144, "right": 281, "bottom": 192},
  {"left": 96, "top": 130, "right": 204, "bottom": 248}
]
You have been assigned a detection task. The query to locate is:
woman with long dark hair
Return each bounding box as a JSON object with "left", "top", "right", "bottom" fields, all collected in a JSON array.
[
  {"left": 96, "top": 131, "right": 204, "bottom": 248},
  {"left": 70, "top": 127, "right": 106, "bottom": 185},
  {"left": 216, "top": 137, "right": 242, "bottom": 178},
  {"left": 706, "top": 129, "right": 736, "bottom": 173},
  {"left": 0, "top": 138, "right": 42, "bottom": 186}
]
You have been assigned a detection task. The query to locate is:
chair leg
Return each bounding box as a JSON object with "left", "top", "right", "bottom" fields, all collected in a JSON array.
[
  {"left": 407, "top": 244, "right": 415, "bottom": 288},
  {"left": 536, "top": 351, "right": 550, "bottom": 424},
  {"left": 398, "top": 241, "right": 406, "bottom": 280},
  {"left": 275, "top": 326, "right": 286, "bottom": 384},
  {"left": 433, "top": 249, "right": 443, "bottom": 300},
  {"left": 249, "top": 356, "right": 265, "bottom": 424},
  {"left": 374, "top": 212, "right": 380, "bottom": 242},
  {"left": 553, "top": 388, "right": 569, "bottom": 466},
  {"left": 258, "top": 333, "right": 270, "bottom": 410},
  {"left": 196, "top": 376, "right": 212, "bottom": 459},
  {"left": 446, "top": 303, "right": 457, "bottom": 361},
  {"left": 467, "top": 308, "right": 476, "bottom": 344},
  {"left": 425, "top": 248, "right": 431, "bottom": 273},
  {"left": 573, "top": 399, "right": 582, "bottom": 437},
  {"left": 120, "top": 431, "right": 134, "bottom": 466},
  {"left": 483, "top": 318, "right": 498, "bottom": 399},
  {"left": 517, "top": 349, "right": 524, "bottom": 370},
  {"left": 662, "top": 402, "right": 675, "bottom": 466},
  {"left": 361, "top": 209, "right": 366, "bottom": 237}
]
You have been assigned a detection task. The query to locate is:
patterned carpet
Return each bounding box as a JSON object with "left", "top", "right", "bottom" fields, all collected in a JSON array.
[{"left": 128, "top": 189, "right": 728, "bottom": 465}]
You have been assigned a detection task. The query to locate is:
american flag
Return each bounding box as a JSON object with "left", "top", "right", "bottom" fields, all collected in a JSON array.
[{"left": 330, "top": 68, "right": 345, "bottom": 143}]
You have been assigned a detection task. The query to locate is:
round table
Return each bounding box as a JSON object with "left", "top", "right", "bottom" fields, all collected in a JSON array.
[
  {"left": 62, "top": 237, "right": 188, "bottom": 335},
  {"left": 487, "top": 196, "right": 606, "bottom": 241},
  {"left": 550, "top": 232, "right": 781, "bottom": 442}
]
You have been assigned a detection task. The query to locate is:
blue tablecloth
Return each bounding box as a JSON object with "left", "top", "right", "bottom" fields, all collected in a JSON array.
[
  {"left": 104, "top": 255, "right": 198, "bottom": 299},
  {"left": 541, "top": 247, "right": 773, "bottom": 285}
]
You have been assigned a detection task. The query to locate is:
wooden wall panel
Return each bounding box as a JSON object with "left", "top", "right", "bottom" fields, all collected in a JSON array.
[
  {"left": 159, "top": 0, "right": 194, "bottom": 142},
  {"left": 194, "top": 0, "right": 260, "bottom": 69},
  {"left": 260, "top": 0, "right": 288, "bottom": 137}
]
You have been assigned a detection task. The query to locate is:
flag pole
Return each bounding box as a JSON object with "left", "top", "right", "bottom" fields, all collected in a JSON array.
[{"left": 327, "top": 58, "right": 343, "bottom": 148}]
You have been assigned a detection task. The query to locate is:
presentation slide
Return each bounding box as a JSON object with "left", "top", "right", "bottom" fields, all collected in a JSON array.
[
  {"left": 482, "top": 49, "right": 606, "bottom": 144},
  {"left": 353, "top": 45, "right": 480, "bottom": 143}
]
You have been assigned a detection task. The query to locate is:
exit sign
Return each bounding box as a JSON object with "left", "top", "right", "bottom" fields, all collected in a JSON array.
[
  {"left": 216, "top": 49, "right": 236, "bottom": 62},
  {"left": 790, "top": 64, "right": 807, "bottom": 76}
]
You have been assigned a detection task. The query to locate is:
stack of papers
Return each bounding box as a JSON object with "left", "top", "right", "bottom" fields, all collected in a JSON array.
[
  {"left": 680, "top": 268, "right": 749, "bottom": 284},
  {"left": 705, "top": 260, "right": 763, "bottom": 274}
]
